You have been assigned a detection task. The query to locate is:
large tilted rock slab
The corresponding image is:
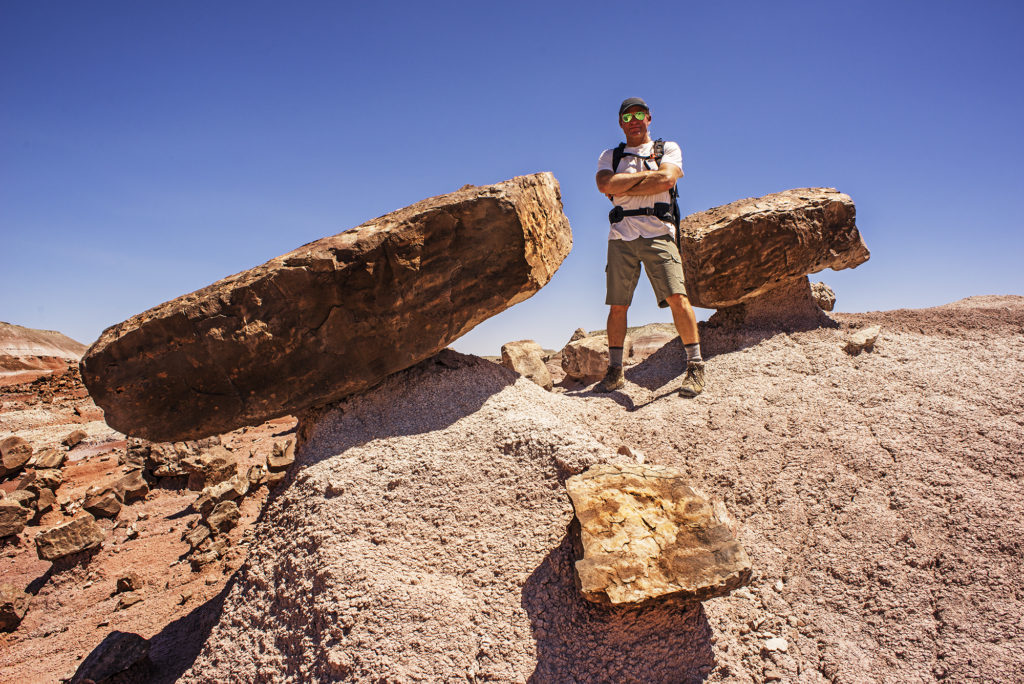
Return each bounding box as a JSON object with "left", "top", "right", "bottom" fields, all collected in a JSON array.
[
  {"left": 81, "top": 173, "right": 572, "bottom": 442},
  {"left": 566, "top": 463, "right": 752, "bottom": 605},
  {"left": 679, "top": 188, "right": 869, "bottom": 310}
]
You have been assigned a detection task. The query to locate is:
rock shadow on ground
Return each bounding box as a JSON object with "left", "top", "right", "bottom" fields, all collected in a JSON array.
[
  {"left": 522, "top": 529, "right": 715, "bottom": 683},
  {"left": 296, "top": 350, "right": 519, "bottom": 468}
]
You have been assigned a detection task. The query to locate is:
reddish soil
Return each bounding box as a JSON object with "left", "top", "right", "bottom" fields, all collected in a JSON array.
[{"left": 0, "top": 364, "right": 296, "bottom": 683}]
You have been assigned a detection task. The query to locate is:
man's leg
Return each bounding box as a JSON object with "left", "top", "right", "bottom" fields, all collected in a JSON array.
[
  {"left": 665, "top": 294, "right": 698, "bottom": 345},
  {"left": 598, "top": 239, "right": 640, "bottom": 393},
  {"left": 607, "top": 304, "right": 629, "bottom": 348},
  {"left": 666, "top": 294, "right": 706, "bottom": 397},
  {"left": 595, "top": 304, "right": 628, "bottom": 392}
]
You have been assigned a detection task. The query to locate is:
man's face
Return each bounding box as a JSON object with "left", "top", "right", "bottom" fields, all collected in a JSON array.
[{"left": 619, "top": 106, "right": 651, "bottom": 139}]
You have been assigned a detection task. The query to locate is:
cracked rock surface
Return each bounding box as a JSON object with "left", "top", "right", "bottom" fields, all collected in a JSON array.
[
  {"left": 80, "top": 173, "right": 572, "bottom": 443},
  {"left": 678, "top": 187, "right": 869, "bottom": 310},
  {"left": 567, "top": 463, "right": 751, "bottom": 605}
]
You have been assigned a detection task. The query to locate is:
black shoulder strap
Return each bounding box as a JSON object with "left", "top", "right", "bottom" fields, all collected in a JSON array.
[{"left": 611, "top": 142, "right": 626, "bottom": 173}]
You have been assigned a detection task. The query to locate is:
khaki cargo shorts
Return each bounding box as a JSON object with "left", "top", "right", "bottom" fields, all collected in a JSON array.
[{"left": 606, "top": 234, "right": 687, "bottom": 308}]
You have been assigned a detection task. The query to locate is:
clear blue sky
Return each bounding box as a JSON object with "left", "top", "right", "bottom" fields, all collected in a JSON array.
[{"left": 3, "top": 1, "right": 1022, "bottom": 355}]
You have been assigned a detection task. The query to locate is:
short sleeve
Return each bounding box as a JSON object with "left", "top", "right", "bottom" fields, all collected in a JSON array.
[
  {"left": 597, "top": 149, "right": 615, "bottom": 173},
  {"left": 662, "top": 142, "right": 683, "bottom": 173}
]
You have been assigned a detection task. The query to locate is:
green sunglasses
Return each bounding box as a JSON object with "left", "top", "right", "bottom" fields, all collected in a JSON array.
[{"left": 621, "top": 111, "right": 648, "bottom": 123}]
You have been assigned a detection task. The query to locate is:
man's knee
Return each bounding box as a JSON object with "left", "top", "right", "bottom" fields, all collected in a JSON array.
[
  {"left": 609, "top": 305, "right": 630, "bottom": 316},
  {"left": 665, "top": 293, "right": 689, "bottom": 310}
]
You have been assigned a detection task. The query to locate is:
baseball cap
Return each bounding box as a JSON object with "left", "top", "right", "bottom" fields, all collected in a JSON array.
[{"left": 618, "top": 97, "right": 650, "bottom": 115}]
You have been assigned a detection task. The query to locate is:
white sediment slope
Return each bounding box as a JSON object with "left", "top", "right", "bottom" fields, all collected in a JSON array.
[{"left": 181, "top": 297, "right": 1024, "bottom": 682}]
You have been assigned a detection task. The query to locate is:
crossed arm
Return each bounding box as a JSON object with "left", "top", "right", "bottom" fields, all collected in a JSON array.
[{"left": 596, "top": 162, "right": 682, "bottom": 197}]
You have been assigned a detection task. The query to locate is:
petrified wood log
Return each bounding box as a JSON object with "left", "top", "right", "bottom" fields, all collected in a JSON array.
[
  {"left": 81, "top": 173, "right": 572, "bottom": 442},
  {"left": 678, "top": 188, "right": 869, "bottom": 309}
]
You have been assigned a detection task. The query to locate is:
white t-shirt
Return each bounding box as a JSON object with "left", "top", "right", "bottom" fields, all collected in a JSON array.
[{"left": 597, "top": 140, "right": 683, "bottom": 241}]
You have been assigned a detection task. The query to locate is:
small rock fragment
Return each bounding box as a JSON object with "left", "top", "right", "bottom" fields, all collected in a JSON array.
[
  {"left": 116, "top": 572, "right": 144, "bottom": 594},
  {"left": 183, "top": 445, "right": 237, "bottom": 491},
  {"left": 0, "top": 436, "right": 33, "bottom": 478},
  {"left": 29, "top": 468, "right": 63, "bottom": 492},
  {"left": 0, "top": 583, "right": 30, "bottom": 632},
  {"left": 266, "top": 439, "right": 296, "bottom": 472},
  {"left": 0, "top": 500, "right": 32, "bottom": 537},
  {"left": 113, "top": 469, "right": 149, "bottom": 504},
  {"left": 811, "top": 281, "right": 836, "bottom": 311},
  {"left": 69, "top": 630, "right": 152, "bottom": 684},
  {"left": 7, "top": 489, "right": 37, "bottom": 509},
  {"left": 616, "top": 444, "right": 645, "bottom": 464},
  {"left": 83, "top": 488, "right": 122, "bottom": 519},
  {"left": 500, "top": 340, "right": 554, "bottom": 391},
  {"left": 207, "top": 500, "right": 240, "bottom": 534},
  {"left": 116, "top": 592, "right": 143, "bottom": 610},
  {"left": 247, "top": 464, "right": 268, "bottom": 487},
  {"left": 35, "top": 514, "right": 105, "bottom": 561},
  {"left": 189, "top": 552, "right": 216, "bottom": 570},
  {"left": 844, "top": 325, "right": 881, "bottom": 355},
  {"left": 561, "top": 335, "right": 633, "bottom": 383},
  {"left": 566, "top": 463, "right": 752, "bottom": 604},
  {"left": 62, "top": 429, "right": 89, "bottom": 448},
  {"left": 34, "top": 488, "right": 56, "bottom": 517},
  {"left": 182, "top": 523, "right": 212, "bottom": 550},
  {"left": 30, "top": 447, "right": 66, "bottom": 470},
  {"left": 764, "top": 637, "right": 789, "bottom": 652}
]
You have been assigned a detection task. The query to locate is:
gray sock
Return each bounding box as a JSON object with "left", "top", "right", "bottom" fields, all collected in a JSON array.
[
  {"left": 684, "top": 343, "right": 703, "bottom": 365},
  {"left": 609, "top": 346, "right": 624, "bottom": 368}
]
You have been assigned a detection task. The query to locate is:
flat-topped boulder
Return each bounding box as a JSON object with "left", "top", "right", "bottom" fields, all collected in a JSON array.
[
  {"left": 567, "top": 463, "right": 752, "bottom": 605},
  {"left": 81, "top": 173, "right": 572, "bottom": 442},
  {"left": 678, "top": 188, "right": 869, "bottom": 327}
]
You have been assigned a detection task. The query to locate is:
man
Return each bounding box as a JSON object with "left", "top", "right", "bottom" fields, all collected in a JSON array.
[{"left": 594, "top": 97, "right": 705, "bottom": 396}]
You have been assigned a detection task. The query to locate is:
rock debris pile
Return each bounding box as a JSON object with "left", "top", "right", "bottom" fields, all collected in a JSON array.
[{"left": 0, "top": 363, "right": 301, "bottom": 642}]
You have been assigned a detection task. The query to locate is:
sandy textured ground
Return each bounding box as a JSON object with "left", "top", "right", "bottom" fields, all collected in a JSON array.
[{"left": 171, "top": 295, "right": 1023, "bottom": 682}]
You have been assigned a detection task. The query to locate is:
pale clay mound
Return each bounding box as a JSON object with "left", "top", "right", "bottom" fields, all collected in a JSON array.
[
  {"left": 0, "top": 321, "right": 87, "bottom": 359},
  {"left": 180, "top": 296, "right": 1024, "bottom": 683}
]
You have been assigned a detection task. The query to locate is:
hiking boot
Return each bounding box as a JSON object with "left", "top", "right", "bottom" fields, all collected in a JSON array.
[
  {"left": 679, "top": 361, "right": 706, "bottom": 397},
  {"left": 594, "top": 366, "right": 625, "bottom": 393}
]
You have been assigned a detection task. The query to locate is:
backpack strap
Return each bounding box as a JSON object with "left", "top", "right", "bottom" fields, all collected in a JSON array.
[
  {"left": 611, "top": 142, "right": 626, "bottom": 173},
  {"left": 653, "top": 138, "right": 682, "bottom": 249}
]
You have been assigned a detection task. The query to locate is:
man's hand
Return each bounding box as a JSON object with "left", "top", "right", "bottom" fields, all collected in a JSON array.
[{"left": 596, "top": 163, "right": 682, "bottom": 198}]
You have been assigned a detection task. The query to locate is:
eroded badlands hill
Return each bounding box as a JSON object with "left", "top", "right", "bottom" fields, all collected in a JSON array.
[{"left": 180, "top": 295, "right": 1024, "bottom": 683}]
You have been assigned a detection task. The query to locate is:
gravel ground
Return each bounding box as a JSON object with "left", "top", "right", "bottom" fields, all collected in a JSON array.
[{"left": 182, "top": 295, "right": 1024, "bottom": 683}]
